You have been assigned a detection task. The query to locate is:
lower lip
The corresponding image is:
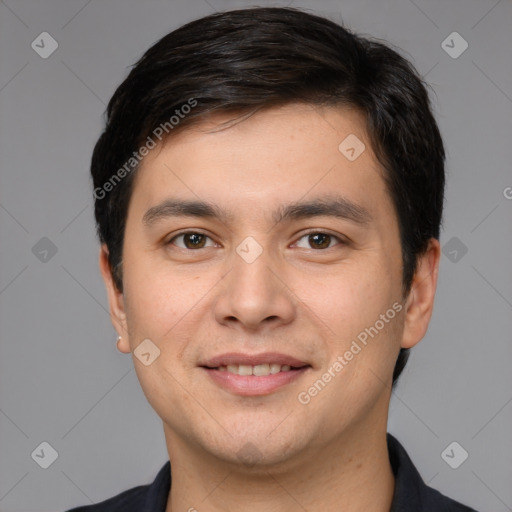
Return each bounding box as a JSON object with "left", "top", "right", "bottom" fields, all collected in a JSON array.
[{"left": 202, "top": 367, "right": 310, "bottom": 396}]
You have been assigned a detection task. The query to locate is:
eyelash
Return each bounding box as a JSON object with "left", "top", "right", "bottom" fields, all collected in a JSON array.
[{"left": 166, "top": 230, "right": 346, "bottom": 251}]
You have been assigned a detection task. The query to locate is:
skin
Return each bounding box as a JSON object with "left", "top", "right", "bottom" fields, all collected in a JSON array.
[{"left": 99, "top": 103, "right": 440, "bottom": 512}]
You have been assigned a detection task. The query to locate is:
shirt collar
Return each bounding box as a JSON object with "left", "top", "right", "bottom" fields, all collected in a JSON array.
[
  {"left": 387, "top": 432, "right": 428, "bottom": 511},
  {"left": 143, "top": 459, "right": 170, "bottom": 512}
]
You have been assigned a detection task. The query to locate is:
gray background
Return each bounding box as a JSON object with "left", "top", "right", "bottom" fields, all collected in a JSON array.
[{"left": 0, "top": 0, "right": 511, "bottom": 510}]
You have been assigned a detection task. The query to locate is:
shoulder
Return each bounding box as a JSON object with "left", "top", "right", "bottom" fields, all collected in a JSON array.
[
  {"left": 64, "top": 484, "right": 150, "bottom": 512},
  {"left": 387, "top": 433, "right": 479, "bottom": 512},
  {"left": 420, "top": 485, "right": 479, "bottom": 512},
  {"left": 63, "top": 461, "right": 171, "bottom": 512}
]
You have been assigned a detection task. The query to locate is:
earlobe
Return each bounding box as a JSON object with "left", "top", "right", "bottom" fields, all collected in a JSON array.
[
  {"left": 116, "top": 335, "right": 130, "bottom": 354},
  {"left": 98, "top": 244, "right": 131, "bottom": 353},
  {"left": 401, "top": 238, "right": 441, "bottom": 349}
]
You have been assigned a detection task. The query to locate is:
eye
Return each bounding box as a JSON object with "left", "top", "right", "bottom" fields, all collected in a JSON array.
[
  {"left": 168, "top": 232, "right": 217, "bottom": 250},
  {"left": 293, "top": 232, "right": 344, "bottom": 250}
]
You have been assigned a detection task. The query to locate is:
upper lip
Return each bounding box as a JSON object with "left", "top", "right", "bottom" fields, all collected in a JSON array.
[{"left": 200, "top": 352, "right": 310, "bottom": 368}]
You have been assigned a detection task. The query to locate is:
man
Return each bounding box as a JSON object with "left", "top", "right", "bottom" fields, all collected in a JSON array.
[{"left": 67, "top": 6, "right": 479, "bottom": 511}]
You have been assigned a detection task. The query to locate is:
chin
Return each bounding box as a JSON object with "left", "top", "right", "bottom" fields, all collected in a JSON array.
[
  {"left": 202, "top": 422, "right": 311, "bottom": 470},
  {"left": 215, "top": 442, "right": 303, "bottom": 472}
]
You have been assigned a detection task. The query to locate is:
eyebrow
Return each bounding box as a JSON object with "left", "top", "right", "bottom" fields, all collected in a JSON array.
[{"left": 142, "top": 196, "right": 372, "bottom": 227}]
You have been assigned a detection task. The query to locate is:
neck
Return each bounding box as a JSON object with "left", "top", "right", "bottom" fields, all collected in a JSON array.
[{"left": 164, "top": 422, "right": 395, "bottom": 512}]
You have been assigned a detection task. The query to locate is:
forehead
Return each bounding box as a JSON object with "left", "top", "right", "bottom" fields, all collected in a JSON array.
[{"left": 128, "top": 103, "right": 394, "bottom": 226}]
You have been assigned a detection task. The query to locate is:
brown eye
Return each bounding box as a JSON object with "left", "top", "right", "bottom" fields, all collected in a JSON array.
[
  {"left": 308, "top": 233, "right": 331, "bottom": 249},
  {"left": 169, "top": 232, "right": 214, "bottom": 249},
  {"left": 294, "top": 232, "right": 344, "bottom": 250}
]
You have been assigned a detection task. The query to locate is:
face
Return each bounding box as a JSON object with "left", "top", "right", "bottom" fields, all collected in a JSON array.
[{"left": 101, "top": 104, "right": 438, "bottom": 469}]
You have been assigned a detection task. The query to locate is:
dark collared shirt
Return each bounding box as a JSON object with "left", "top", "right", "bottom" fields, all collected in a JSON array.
[{"left": 65, "top": 434, "right": 478, "bottom": 511}]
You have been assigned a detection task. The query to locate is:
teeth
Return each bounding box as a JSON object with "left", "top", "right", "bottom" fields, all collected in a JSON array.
[
  {"left": 253, "top": 364, "right": 270, "bottom": 376},
  {"left": 218, "top": 364, "right": 298, "bottom": 376},
  {"left": 270, "top": 363, "right": 281, "bottom": 374},
  {"left": 238, "top": 364, "right": 253, "bottom": 376}
]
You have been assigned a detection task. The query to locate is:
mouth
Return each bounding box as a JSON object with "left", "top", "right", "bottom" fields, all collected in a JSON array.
[
  {"left": 200, "top": 352, "right": 312, "bottom": 396},
  {"left": 213, "top": 363, "right": 303, "bottom": 376}
]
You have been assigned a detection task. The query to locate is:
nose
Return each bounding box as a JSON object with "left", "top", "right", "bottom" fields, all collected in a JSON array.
[{"left": 213, "top": 244, "right": 296, "bottom": 332}]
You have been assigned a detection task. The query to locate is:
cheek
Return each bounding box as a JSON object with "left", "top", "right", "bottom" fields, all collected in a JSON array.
[
  {"left": 298, "top": 261, "right": 394, "bottom": 337},
  {"left": 297, "top": 258, "right": 403, "bottom": 387},
  {"left": 122, "top": 257, "right": 218, "bottom": 363},
  {"left": 122, "top": 259, "right": 180, "bottom": 341}
]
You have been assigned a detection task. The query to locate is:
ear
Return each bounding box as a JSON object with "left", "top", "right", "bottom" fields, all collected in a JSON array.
[
  {"left": 401, "top": 238, "right": 441, "bottom": 349},
  {"left": 98, "top": 244, "right": 131, "bottom": 353}
]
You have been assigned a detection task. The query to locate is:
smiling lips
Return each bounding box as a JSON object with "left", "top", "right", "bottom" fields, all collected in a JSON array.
[
  {"left": 201, "top": 352, "right": 311, "bottom": 396},
  {"left": 218, "top": 363, "right": 293, "bottom": 376}
]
